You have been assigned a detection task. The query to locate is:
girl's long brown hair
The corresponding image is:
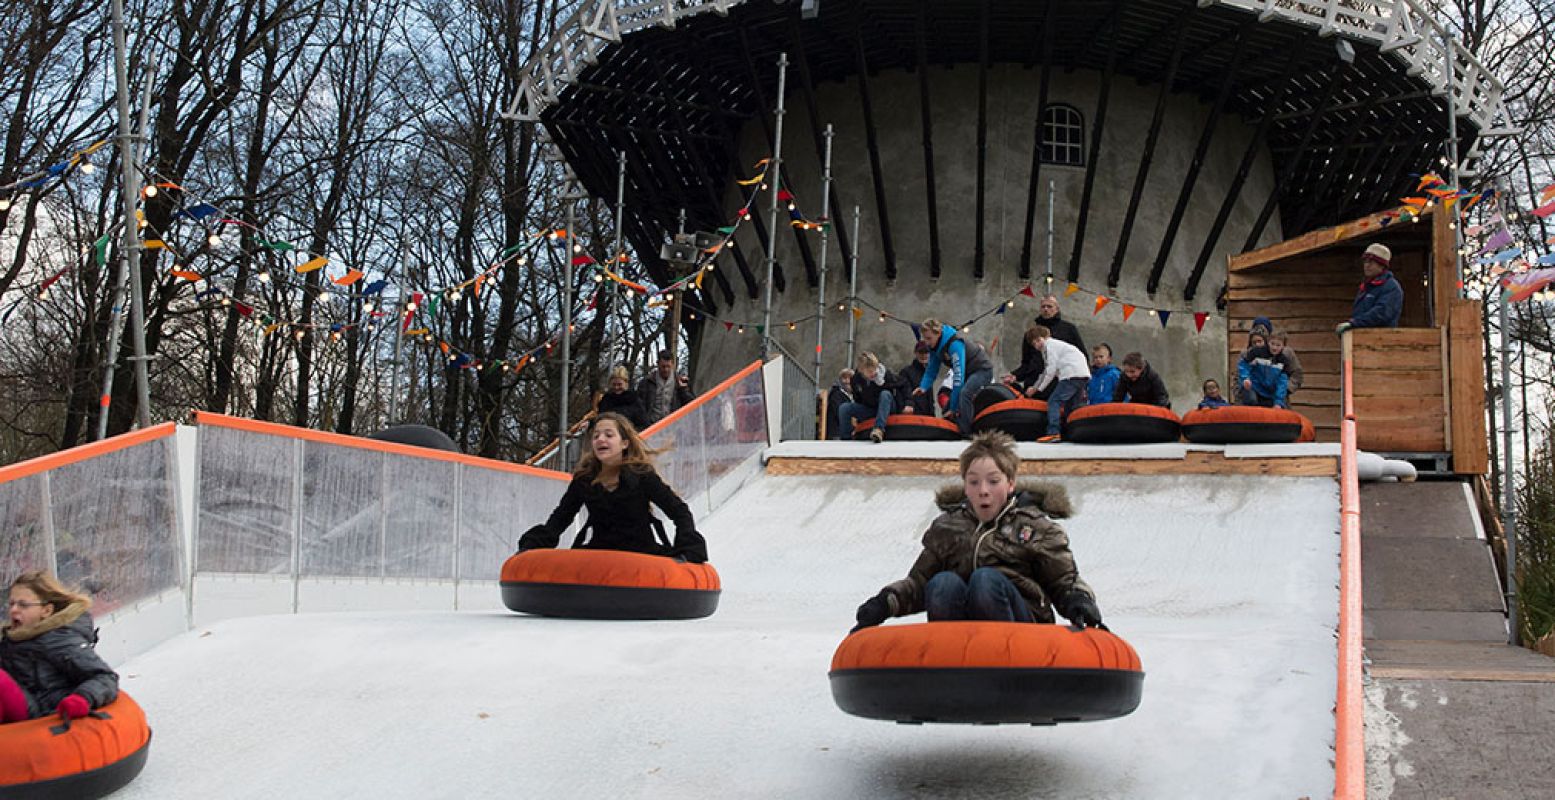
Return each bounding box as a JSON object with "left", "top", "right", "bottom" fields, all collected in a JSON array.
[
  {"left": 11, "top": 571, "right": 91, "bottom": 613},
  {"left": 573, "top": 412, "right": 661, "bottom": 483}
]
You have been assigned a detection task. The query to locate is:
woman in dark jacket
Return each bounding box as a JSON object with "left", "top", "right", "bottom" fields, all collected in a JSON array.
[
  {"left": 519, "top": 412, "right": 708, "bottom": 562},
  {"left": 1, "top": 571, "right": 119, "bottom": 723},
  {"left": 596, "top": 366, "right": 652, "bottom": 430}
]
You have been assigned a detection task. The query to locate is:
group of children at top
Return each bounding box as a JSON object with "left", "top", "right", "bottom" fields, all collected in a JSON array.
[{"left": 831, "top": 240, "right": 1406, "bottom": 442}]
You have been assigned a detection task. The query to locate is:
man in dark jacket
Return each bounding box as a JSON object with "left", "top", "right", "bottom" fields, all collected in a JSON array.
[
  {"left": 896, "top": 341, "right": 935, "bottom": 415},
  {"left": 637, "top": 350, "right": 694, "bottom": 425},
  {"left": 1112, "top": 351, "right": 1170, "bottom": 407},
  {"left": 1009, "top": 295, "right": 1086, "bottom": 395},
  {"left": 1337, "top": 243, "right": 1403, "bottom": 332}
]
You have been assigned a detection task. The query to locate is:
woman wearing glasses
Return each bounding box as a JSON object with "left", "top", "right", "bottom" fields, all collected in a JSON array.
[{"left": 0, "top": 571, "right": 118, "bottom": 723}]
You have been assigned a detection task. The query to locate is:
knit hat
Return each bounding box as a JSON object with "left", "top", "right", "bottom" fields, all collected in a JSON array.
[
  {"left": 1363, "top": 242, "right": 1392, "bottom": 265},
  {"left": 1251, "top": 316, "right": 1273, "bottom": 336}
]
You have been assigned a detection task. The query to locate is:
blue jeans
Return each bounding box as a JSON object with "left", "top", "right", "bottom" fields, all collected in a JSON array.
[
  {"left": 955, "top": 368, "right": 994, "bottom": 435},
  {"left": 1046, "top": 377, "right": 1088, "bottom": 435},
  {"left": 924, "top": 568, "right": 1036, "bottom": 622},
  {"left": 840, "top": 392, "right": 895, "bottom": 436}
]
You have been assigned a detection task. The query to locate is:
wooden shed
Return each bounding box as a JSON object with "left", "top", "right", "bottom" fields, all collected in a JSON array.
[{"left": 1227, "top": 206, "right": 1489, "bottom": 475}]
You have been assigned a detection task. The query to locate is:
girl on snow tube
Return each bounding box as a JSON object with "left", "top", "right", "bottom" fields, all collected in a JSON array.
[
  {"left": 518, "top": 412, "right": 708, "bottom": 563},
  {"left": 1, "top": 571, "right": 118, "bottom": 725},
  {"left": 849, "top": 431, "right": 1101, "bottom": 630}
]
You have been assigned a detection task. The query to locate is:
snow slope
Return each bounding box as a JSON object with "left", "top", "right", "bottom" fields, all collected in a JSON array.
[{"left": 114, "top": 473, "right": 1339, "bottom": 799}]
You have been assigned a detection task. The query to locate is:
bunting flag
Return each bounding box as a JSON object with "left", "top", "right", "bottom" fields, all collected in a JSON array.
[
  {"left": 332, "top": 269, "right": 364, "bottom": 286},
  {"left": 1541, "top": 184, "right": 1555, "bottom": 204},
  {"left": 995, "top": 304, "right": 1007, "bottom": 315},
  {"left": 173, "top": 203, "right": 220, "bottom": 221},
  {"left": 1478, "top": 228, "right": 1513, "bottom": 254},
  {"left": 473, "top": 274, "right": 485, "bottom": 297},
  {"left": 170, "top": 269, "right": 202, "bottom": 281},
  {"left": 736, "top": 175, "right": 763, "bottom": 186},
  {"left": 1065, "top": 282, "right": 1080, "bottom": 297},
  {"left": 571, "top": 254, "right": 595, "bottom": 266},
  {"left": 142, "top": 239, "right": 166, "bottom": 250},
  {"left": 1158, "top": 310, "right": 1171, "bottom": 328},
  {"left": 1485, "top": 247, "right": 1523, "bottom": 265},
  {"left": 1502, "top": 268, "right": 1555, "bottom": 302},
  {"left": 93, "top": 234, "right": 110, "bottom": 267},
  {"left": 852, "top": 307, "right": 864, "bottom": 320},
  {"left": 1093, "top": 296, "right": 1109, "bottom": 315},
  {"left": 1539, "top": 253, "right": 1555, "bottom": 266},
  {"left": 1534, "top": 200, "right": 1555, "bottom": 219},
  {"left": 37, "top": 267, "right": 68, "bottom": 295},
  {"left": 1194, "top": 312, "right": 1209, "bottom": 332},
  {"left": 256, "top": 237, "right": 295, "bottom": 252},
  {"left": 1019, "top": 285, "right": 1036, "bottom": 298},
  {"left": 500, "top": 242, "right": 524, "bottom": 258},
  {"left": 777, "top": 189, "right": 794, "bottom": 202},
  {"left": 296, "top": 256, "right": 328, "bottom": 273},
  {"left": 1121, "top": 304, "right": 1136, "bottom": 322},
  {"left": 363, "top": 279, "right": 388, "bottom": 296},
  {"left": 724, "top": 321, "right": 733, "bottom": 331}
]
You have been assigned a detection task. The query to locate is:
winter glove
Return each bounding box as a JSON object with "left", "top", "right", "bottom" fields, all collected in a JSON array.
[
  {"left": 516, "top": 524, "right": 550, "bottom": 552},
  {"left": 850, "top": 591, "right": 893, "bottom": 634},
  {"left": 1058, "top": 592, "right": 1104, "bottom": 630},
  {"left": 56, "top": 694, "right": 90, "bottom": 721}
]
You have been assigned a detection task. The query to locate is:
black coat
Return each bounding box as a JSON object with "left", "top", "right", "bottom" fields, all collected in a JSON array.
[
  {"left": 850, "top": 368, "right": 905, "bottom": 410},
  {"left": 519, "top": 466, "right": 708, "bottom": 562},
  {"left": 896, "top": 360, "right": 934, "bottom": 414},
  {"left": 0, "top": 603, "right": 119, "bottom": 718},
  {"left": 597, "top": 389, "right": 651, "bottom": 430},
  {"left": 1112, "top": 363, "right": 1171, "bottom": 407},
  {"left": 1015, "top": 314, "right": 1086, "bottom": 388}
]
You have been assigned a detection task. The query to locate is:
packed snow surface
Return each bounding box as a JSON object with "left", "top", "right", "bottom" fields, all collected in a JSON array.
[{"left": 115, "top": 474, "right": 1339, "bottom": 799}]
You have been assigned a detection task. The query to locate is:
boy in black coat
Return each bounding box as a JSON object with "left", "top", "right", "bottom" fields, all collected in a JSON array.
[
  {"left": 1112, "top": 352, "right": 1171, "bottom": 408},
  {"left": 843, "top": 352, "right": 905, "bottom": 443}
]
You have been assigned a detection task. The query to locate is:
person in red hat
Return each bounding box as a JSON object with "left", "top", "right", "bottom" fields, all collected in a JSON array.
[{"left": 1336, "top": 243, "right": 1402, "bottom": 333}]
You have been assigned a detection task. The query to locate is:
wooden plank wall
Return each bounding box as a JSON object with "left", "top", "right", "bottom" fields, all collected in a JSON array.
[
  {"left": 1226, "top": 248, "right": 1429, "bottom": 441},
  {"left": 1347, "top": 328, "right": 1448, "bottom": 452},
  {"left": 1449, "top": 299, "right": 1490, "bottom": 474}
]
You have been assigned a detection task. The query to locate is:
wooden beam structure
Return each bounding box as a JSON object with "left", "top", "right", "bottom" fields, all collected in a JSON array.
[
  {"left": 1108, "top": 9, "right": 1194, "bottom": 289},
  {"left": 1147, "top": 22, "right": 1247, "bottom": 296},
  {"left": 1241, "top": 62, "right": 1352, "bottom": 253},
  {"left": 1018, "top": 0, "right": 1056, "bottom": 281},
  {"left": 1067, "top": 0, "right": 1122, "bottom": 283},
  {"left": 915, "top": 0, "right": 942, "bottom": 280},
  {"left": 973, "top": 0, "right": 991, "bottom": 282},
  {"left": 854, "top": 15, "right": 897, "bottom": 282}
]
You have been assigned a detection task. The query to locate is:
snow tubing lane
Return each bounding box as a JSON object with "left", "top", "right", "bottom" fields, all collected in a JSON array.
[
  {"left": 852, "top": 414, "right": 962, "bottom": 441},
  {"left": 971, "top": 384, "right": 1018, "bottom": 416},
  {"left": 972, "top": 399, "right": 1051, "bottom": 440},
  {"left": 499, "top": 548, "right": 721, "bottom": 619},
  {"left": 1064, "top": 403, "right": 1181, "bottom": 444},
  {"left": 1179, "top": 406, "right": 1308, "bottom": 444},
  {"left": 0, "top": 694, "right": 151, "bottom": 800},
  {"left": 829, "top": 622, "right": 1143, "bottom": 724}
]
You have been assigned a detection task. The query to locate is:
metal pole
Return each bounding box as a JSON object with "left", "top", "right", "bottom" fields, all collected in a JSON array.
[
  {"left": 761, "top": 52, "right": 790, "bottom": 360},
  {"left": 388, "top": 246, "right": 409, "bottom": 424},
  {"left": 561, "top": 194, "right": 575, "bottom": 456},
  {"left": 1442, "top": 26, "right": 1464, "bottom": 300},
  {"left": 1045, "top": 179, "right": 1056, "bottom": 290},
  {"left": 667, "top": 208, "right": 687, "bottom": 366},
  {"left": 1500, "top": 294, "right": 1519, "bottom": 645},
  {"left": 102, "top": 13, "right": 156, "bottom": 435},
  {"left": 846, "top": 205, "right": 861, "bottom": 367},
  {"left": 814, "top": 124, "right": 835, "bottom": 389},
  {"left": 610, "top": 150, "right": 626, "bottom": 367}
]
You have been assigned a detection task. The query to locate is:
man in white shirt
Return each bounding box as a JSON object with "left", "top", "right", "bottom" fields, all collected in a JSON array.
[{"left": 1026, "top": 325, "right": 1091, "bottom": 440}]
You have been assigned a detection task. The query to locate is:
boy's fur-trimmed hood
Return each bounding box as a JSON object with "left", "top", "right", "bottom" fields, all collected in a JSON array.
[{"left": 933, "top": 480, "right": 1073, "bottom": 518}]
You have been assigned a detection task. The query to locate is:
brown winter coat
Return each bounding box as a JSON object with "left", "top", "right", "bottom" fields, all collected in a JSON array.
[{"left": 880, "top": 480, "right": 1093, "bottom": 623}]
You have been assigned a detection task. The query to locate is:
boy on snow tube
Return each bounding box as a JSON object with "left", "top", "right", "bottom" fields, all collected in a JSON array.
[
  {"left": 1, "top": 571, "right": 119, "bottom": 724},
  {"left": 518, "top": 412, "right": 709, "bottom": 563},
  {"left": 850, "top": 431, "right": 1103, "bottom": 630}
]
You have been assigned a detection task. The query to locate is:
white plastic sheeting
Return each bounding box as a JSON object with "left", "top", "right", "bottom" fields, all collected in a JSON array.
[
  {"left": 195, "top": 425, "right": 568, "bottom": 582},
  {"left": 0, "top": 435, "right": 181, "bottom": 615},
  {"left": 648, "top": 365, "right": 767, "bottom": 517}
]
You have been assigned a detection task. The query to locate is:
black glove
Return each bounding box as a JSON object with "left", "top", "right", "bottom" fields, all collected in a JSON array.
[
  {"left": 851, "top": 591, "right": 892, "bottom": 634},
  {"left": 516, "top": 524, "right": 550, "bottom": 552},
  {"left": 1059, "top": 592, "right": 1104, "bottom": 630}
]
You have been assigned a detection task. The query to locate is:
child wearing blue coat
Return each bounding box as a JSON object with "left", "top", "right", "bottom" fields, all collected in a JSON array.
[{"left": 1087, "top": 344, "right": 1121, "bottom": 407}]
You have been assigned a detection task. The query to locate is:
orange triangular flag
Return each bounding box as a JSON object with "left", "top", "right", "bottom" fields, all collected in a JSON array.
[
  {"left": 333, "top": 269, "right": 364, "bottom": 286},
  {"left": 1121, "top": 304, "right": 1135, "bottom": 322},
  {"left": 1065, "top": 282, "right": 1080, "bottom": 297},
  {"left": 473, "top": 275, "right": 485, "bottom": 297},
  {"left": 297, "top": 256, "right": 328, "bottom": 273},
  {"left": 852, "top": 307, "right": 864, "bottom": 320},
  {"left": 1541, "top": 184, "right": 1555, "bottom": 204},
  {"left": 171, "top": 269, "right": 201, "bottom": 281},
  {"left": 1093, "top": 296, "right": 1109, "bottom": 315},
  {"left": 142, "top": 239, "right": 166, "bottom": 250}
]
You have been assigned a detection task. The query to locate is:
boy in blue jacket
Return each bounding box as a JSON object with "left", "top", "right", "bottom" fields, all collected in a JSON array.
[
  {"left": 912, "top": 319, "right": 995, "bottom": 435},
  {"left": 1237, "top": 331, "right": 1293, "bottom": 408},
  {"left": 1087, "top": 344, "right": 1120, "bottom": 407}
]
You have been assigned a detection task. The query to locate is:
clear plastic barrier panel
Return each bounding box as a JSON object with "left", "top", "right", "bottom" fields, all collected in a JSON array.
[
  {"left": 197, "top": 425, "right": 297, "bottom": 575},
  {"left": 650, "top": 366, "right": 766, "bottom": 517},
  {"left": 0, "top": 477, "right": 48, "bottom": 588}
]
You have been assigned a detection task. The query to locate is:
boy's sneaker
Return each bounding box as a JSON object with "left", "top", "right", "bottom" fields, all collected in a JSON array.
[
  {"left": 869, "top": 427, "right": 885, "bottom": 443},
  {"left": 1036, "top": 434, "right": 1062, "bottom": 443}
]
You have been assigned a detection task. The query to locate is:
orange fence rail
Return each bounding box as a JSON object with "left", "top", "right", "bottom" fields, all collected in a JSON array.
[
  {"left": 1336, "top": 359, "right": 1365, "bottom": 798},
  {"left": 0, "top": 423, "right": 178, "bottom": 486},
  {"left": 193, "top": 411, "right": 570, "bottom": 482}
]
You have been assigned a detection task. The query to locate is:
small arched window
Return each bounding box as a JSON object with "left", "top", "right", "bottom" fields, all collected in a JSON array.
[{"left": 1040, "top": 104, "right": 1085, "bottom": 167}]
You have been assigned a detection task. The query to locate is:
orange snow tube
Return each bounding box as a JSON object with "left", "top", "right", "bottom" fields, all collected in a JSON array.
[
  {"left": 500, "top": 548, "right": 721, "bottom": 619},
  {"left": 1180, "top": 406, "right": 1309, "bottom": 444},
  {"left": 830, "top": 622, "right": 1143, "bottom": 724},
  {"left": 0, "top": 693, "right": 151, "bottom": 800},
  {"left": 972, "top": 399, "right": 1051, "bottom": 440},
  {"left": 851, "top": 414, "right": 962, "bottom": 442},
  {"left": 1064, "top": 403, "right": 1181, "bottom": 444}
]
